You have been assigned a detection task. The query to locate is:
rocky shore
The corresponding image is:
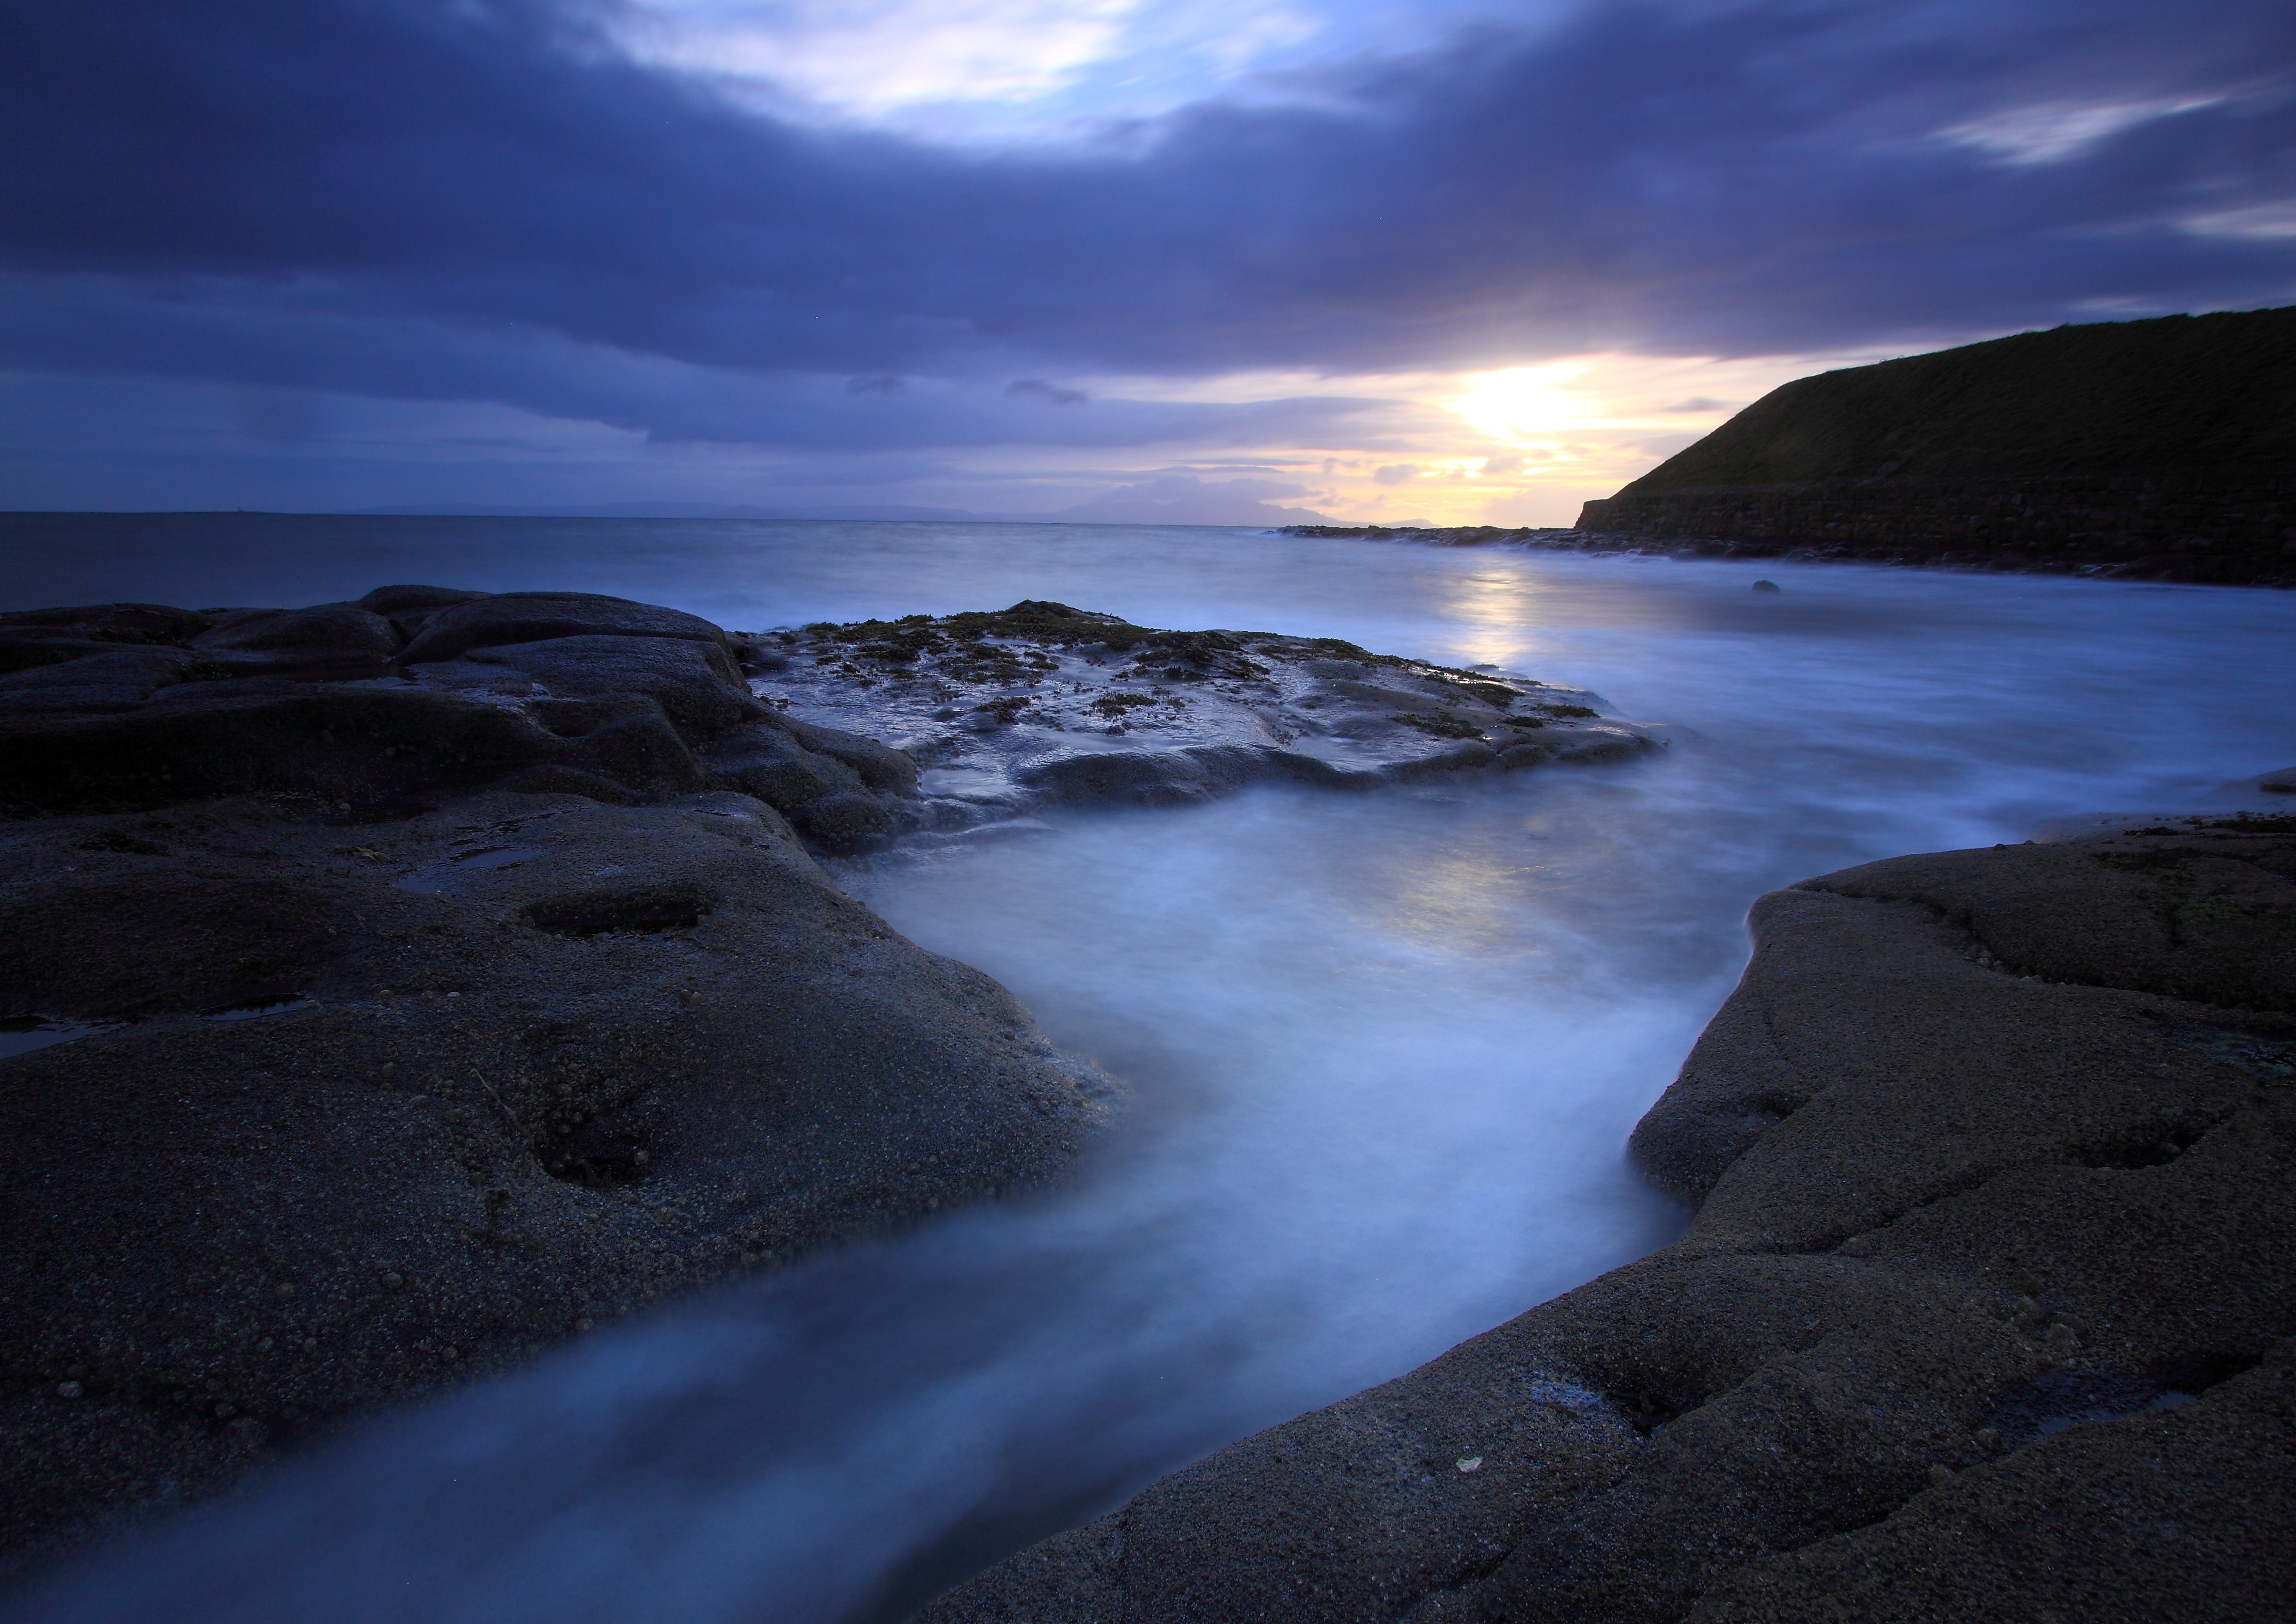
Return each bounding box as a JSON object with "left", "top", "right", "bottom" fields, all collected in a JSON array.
[
  {"left": 0, "top": 587, "right": 1658, "bottom": 1569},
  {"left": 1278, "top": 522, "right": 2296, "bottom": 585},
  {"left": 921, "top": 813, "right": 2296, "bottom": 1622}
]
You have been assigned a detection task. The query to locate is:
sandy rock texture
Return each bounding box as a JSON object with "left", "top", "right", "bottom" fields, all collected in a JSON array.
[
  {"left": 739, "top": 601, "right": 1659, "bottom": 839},
  {"left": 920, "top": 814, "right": 2296, "bottom": 1624},
  {"left": 0, "top": 589, "right": 1113, "bottom": 1567}
]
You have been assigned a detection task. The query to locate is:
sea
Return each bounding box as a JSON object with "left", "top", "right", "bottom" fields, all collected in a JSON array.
[{"left": 3, "top": 513, "right": 2292, "bottom": 1622}]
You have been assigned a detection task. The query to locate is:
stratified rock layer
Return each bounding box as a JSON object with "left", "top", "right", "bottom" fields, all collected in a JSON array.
[{"left": 920, "top": 815, "right": 2296, "bottom": 1624}]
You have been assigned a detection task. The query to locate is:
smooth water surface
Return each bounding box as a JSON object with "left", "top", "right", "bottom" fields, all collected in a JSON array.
[{"left": 3, "top": 518, "right": 2290, "bottom": 1623}]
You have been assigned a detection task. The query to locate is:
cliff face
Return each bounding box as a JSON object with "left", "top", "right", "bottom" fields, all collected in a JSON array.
[{"left": 1577, "top": 307, "right": 2296, "bottom": 585}]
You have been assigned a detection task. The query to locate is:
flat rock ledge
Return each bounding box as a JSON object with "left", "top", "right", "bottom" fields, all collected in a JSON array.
[
  {"left": 921, "top": 813, "right": 2296, "bottom": 1624},
  {"left": 0, "top": 588, "right": 1126, "bottom": 1569},
  {"left": 744, "top": 600, "right": 1658, "bottom": 843},
  {"left": 0, "top": 587, "right": 1655, "bottom": 1572}
]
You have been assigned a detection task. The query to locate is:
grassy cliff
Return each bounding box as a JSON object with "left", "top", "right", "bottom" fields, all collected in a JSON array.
[{"left": 1579, "top": 307, "right": 2296, "bottom": 584}]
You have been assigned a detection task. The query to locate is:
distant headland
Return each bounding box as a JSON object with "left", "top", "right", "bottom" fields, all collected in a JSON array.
[{"left": 1288, "top": 305, "right": 2296, "bottom": 587}]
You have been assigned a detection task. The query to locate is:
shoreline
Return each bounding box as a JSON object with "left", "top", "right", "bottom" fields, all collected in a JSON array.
[
  {"left": 0, "top": 585, "right": 1665, "bottom": 1574},
  {"left": 1276, "top": 524, "right": 2296, "bottom": 588},
  {"left": 922, "top": 811, "right": 2296, "bottom": 1622}
]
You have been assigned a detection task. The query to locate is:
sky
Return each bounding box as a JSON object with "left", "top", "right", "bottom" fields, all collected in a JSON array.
[{"left": 1, "top": 0, "right": 2291, "bottom": 525}]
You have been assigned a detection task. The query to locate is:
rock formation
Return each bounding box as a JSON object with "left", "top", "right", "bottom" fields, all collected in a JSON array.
[
  {"left": 921, "top": 814, "right": 2296, "bottom": 1622},
  {"left": 754, "top": 601, "right": 1655, "bottom": 837},
  {"left": 0, "top": 586, "right": 1658, "bottom": 1570},
  {"left": 0, "top": 588, "right": 1118, "bottom": 1566}
]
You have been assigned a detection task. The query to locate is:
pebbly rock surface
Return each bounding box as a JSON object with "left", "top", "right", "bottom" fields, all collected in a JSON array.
[
  {"left": 740, "top": 601, "right": 1658, "bottom": 840},
  {"left": 0, "top": 588, "right": 1117, "bottom": 1567},
  {"left": 919, "top": 814, "right": 2296, "bottom": 1624}
]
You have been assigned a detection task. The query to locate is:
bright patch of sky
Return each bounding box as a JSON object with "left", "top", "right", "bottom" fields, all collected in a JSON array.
[
  {"left": 1936, "top": 97, "right": 2224, "bottom": 166},
  {"left": 611, "top": 0, "right": 1567, "bottom": 139}
]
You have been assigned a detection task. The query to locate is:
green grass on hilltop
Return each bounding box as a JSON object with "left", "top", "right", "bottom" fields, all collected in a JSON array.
[{"left": 1624, "top": 306, "right": 2296, "bottom": 492}]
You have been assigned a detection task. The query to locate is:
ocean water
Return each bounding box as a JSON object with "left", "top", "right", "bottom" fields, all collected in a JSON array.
[{"left": 3, "top": 516, "right": 2291, "bottom": 1623}]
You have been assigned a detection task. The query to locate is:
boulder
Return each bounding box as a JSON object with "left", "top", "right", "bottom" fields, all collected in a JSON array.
[{"left": 921, "top": 818, "right": 2296, "bottom": 1623}]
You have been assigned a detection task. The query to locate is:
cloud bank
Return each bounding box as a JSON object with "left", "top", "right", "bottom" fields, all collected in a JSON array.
[{"left": 0, "top": 0, "right": 2289, "bottom": 512}]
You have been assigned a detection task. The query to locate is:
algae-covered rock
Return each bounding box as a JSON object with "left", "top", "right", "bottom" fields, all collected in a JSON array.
[{"left": 746, "top": 602, "right": 1661, "bottom": 837}]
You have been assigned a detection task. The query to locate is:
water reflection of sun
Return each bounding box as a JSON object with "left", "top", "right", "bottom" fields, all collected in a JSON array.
[
  {"left": 1363, "top": 838, "right": 1561, "bottom": 962},
  {"left": 1439, "top": 568, "right": 1545, "bottom": 671}
]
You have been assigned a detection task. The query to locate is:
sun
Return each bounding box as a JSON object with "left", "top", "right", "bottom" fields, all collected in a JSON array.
[{"left": 1450, "top": 364, "right": 1589, "bottom": 442}]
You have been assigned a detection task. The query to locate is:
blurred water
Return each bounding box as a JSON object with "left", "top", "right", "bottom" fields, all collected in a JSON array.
[{"left": 3, "top": 518, "right": 2291, "bottom": 1623}]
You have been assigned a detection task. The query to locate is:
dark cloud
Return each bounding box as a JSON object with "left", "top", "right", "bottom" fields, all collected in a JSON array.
[
  {"left": 1007, "top": 379, "right": 1091, "bottom": 407},
  {"left": 0, "top": 275, "right": 1399, "bottom": 451},
  {"left": 0, "top": 0, "right": 2290, "bottom": 448}
]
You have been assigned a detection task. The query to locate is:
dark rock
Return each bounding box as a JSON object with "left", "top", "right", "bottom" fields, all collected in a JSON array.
[
  {"left": 0, "top": 589, "right": 917, "bottom": 845},
  {"left": 461, "top": 634, "right": 757, "bottom": 738},
  {"left": 0, "top": 603, "right": 218, "bottom": 645},
  {"left": 0, "top": 646, "right": 200, "bottom": 716},
  {"left": 790, "top": 788, "right": 895, "bottom": 850},
  {"left": 921, "top": 818, "right": 2296, "bottom": 1623},
  {"left": 780, "top": 714, "right": 923, "bottom": 797},
  {"left": 0, "top": 588, "right": 1114, "bottom": 1568},
  {"left": 396, "top": 591, "right": 730, "bottom": 665},
  {"left": 1751, "top": 578, "right": 1782, "bottom": 592},
  {"left": 1015, "top": 743, "right": 1344, "bottom": 807},
  {"left": 0, "top": 787, "right": 1114, "bottom": 1567},
  {"left": 193, "top": 603, "right": 402, "bottom": 661},
  {"left": 704, "top": 720, "right": 871, "bottom": 813},
  {"left": 355, "top": 585, "right": 491, "bottom": 616}
]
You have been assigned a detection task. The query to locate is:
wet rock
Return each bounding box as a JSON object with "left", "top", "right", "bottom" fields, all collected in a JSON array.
[
  {"left": 462, "top": 634, "right": 757, "bottom": 737},
  {"left": 921, "top": 817, "right": 2296, "bottom": 1624},
  {"left": 193, "top": 603, "right": 402, "bottom": 663},
  {"left": 0, "top": 587, "right": 1120, "bottom": 1568},
  {"left": 0, "top": 789, "right": 1113, "bottom": 1566},
  {"left": 0, "top": 590, "right": 900, "bottom": 841},
  {"left": 356, "top": 584, "right": 491, "bottom": 618},
  {"left": 753, "top": 603, "right": 1660, "bottom": 836},
  {"left": 396, "top": 591, "right": 728, "bottom": 665}
]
